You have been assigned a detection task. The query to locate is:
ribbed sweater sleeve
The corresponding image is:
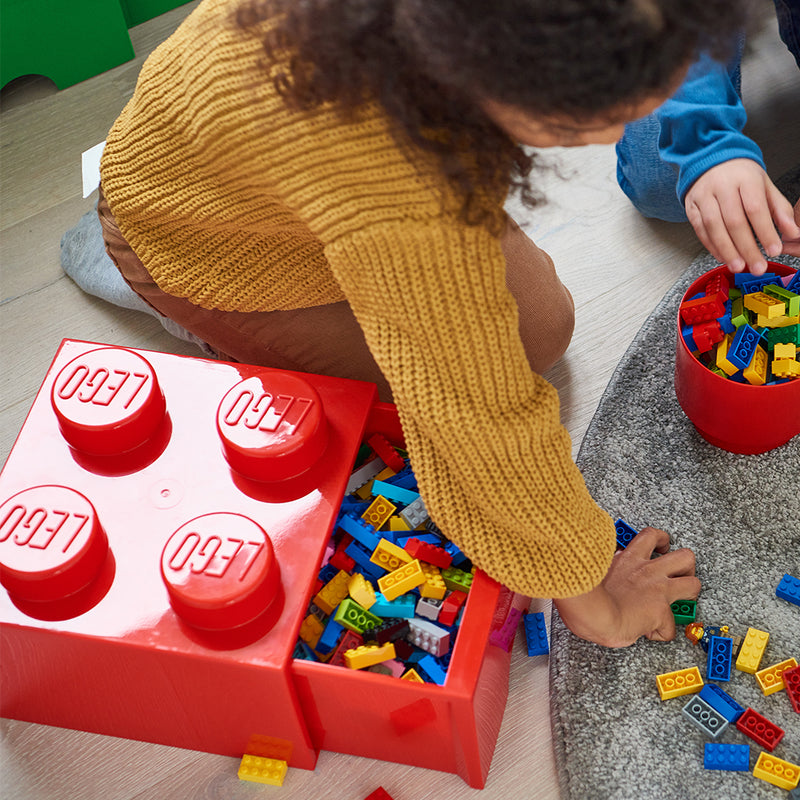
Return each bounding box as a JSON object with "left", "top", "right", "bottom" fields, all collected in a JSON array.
[{"left": 325, "top": 220, "right": 616, "bottom": 598}]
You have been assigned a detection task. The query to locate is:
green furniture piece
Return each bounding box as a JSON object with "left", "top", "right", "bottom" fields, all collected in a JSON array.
[
  {"left": 0, "top": 0, "right": 193, "bottom": 91},
  {"left": 118, "top": 0, "right": 192, "bottom": 28}
]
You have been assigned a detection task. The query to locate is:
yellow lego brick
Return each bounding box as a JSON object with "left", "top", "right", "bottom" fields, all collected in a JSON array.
[
  {"left": 758, "top": 311, "right": 800, "bottom": 328},
  {"left": 655, "top": 666, "right": 704, "bottom": 700},
  {"left": 370, "top": 538, "right": 412, "bottom": 572},
  {"left": 238, "top": 754, "right": 288, "bottom": 786},
  {"left": 744, "top": 291, "right": 785, "bottom": 319},
  {"left": 401, "top": 668, "right": 424, "bottom": 682},
  {"left": 735, "top": 627, "right": 769, "bottom": 674},
  {"left": 361, "top": 495, "right": 397, "bottom": 530},
  {"left": 755, "top": 657, "right": 798, "bottom": 696},
  {"left": 377, "top": 559, "right": 425, "bottom": 601},
  {"left": 313, "top": 569, "right": 350, "bottom": 615},
  {"left": 774, "top": 342, "right": 797, "bottom": 360},
  {"left": 343, "top": 642, "right": 396, "bottom": 669},
  {"left": 773, "top": 358, "right": 800, "bottom": 379},
  {"left": 419, "top": 561, "right": 446, "bottom": 599},
  {"left": 715, "top": 335, "right": 739, "bottom": 376},
  {"left": 347, "top": 571, "right": 377, "bottom": 609},
  {"left": 753, "top": 752, "right": 800, "bottom": 791},
  {"left": 299, "top": 614, "right": 324, "bottom": 648},
  {"left": 743, "top": 343, "right": 768, "bottom": 385},
  {"left": 389, "top": 515, "right": 411, "bottom": 531}
]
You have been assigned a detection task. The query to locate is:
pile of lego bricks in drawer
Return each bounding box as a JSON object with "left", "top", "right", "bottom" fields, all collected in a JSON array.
[
  {"left": 679, "top": 268, "right": 800, "bottom": 384},
  {"left": 292, "top": 432, "right": 472, "bottom": 684}
]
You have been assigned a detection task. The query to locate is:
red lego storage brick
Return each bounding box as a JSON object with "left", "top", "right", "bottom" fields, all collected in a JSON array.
[{"left": 0, "top": 340, "right": 519, "bottom": 789}]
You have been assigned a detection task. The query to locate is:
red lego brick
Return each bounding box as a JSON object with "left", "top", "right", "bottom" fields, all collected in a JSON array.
[
  {"left": 0, "top": 340, "right": 378, "bottom": 770},
  {"left": 784, "top": 664, "right": 800, "bottom": 713},
  {"left": 735, "top": 707, "right": 785, "bottom": 752},
  {"left": 367, "top": 432, "right": 405, "bottom": 472},
  {"left": 0, "top": 340, "right": 522, "bottom": 790},
  {"left": 364, "top": 789, "right": 394, "bottom": 800},
  {"left": 403, "top": 537, "right": 453, "bottom": 569}
]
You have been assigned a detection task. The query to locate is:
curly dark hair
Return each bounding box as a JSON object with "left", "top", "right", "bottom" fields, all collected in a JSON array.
[{"left": 238, "top": 0, "right": 750, "bottom": 229}]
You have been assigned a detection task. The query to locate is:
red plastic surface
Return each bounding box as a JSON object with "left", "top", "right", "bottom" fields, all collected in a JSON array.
[
  {"left": 0, "top": 340, "right": 518, "bottom": 788},
  {"left": 674, "top": 263, "right": 800, "bottom": 454}
]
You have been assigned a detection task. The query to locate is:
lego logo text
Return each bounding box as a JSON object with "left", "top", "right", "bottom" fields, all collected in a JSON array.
[
  {"left": 0, "top": 504, "right": 88, "bottom": 551},
  {"left": 165, "top": 532, "right": 264, "bottom": 581},
  {"left": 56, "top": 364, "right": 150, "bottom": 409}
]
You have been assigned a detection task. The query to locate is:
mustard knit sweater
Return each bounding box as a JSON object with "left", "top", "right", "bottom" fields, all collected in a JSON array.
[{"left": 101, "top": 0, "right": 616, "bottom": 598}]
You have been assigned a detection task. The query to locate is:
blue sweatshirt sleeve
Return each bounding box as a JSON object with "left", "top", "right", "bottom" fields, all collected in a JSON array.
[{"left": 656, "top": 52, "right": 766, "bottom": 203}]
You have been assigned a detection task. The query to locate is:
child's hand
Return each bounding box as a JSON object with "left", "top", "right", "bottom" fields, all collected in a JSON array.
[
  {"left": 553, "top": 528, "right": 700, "bottom": 648},
  {"left": 683, "top": 159, "right": 800, "bottom": 275},
  {"left": 782, "top": 197, "right": 800, "bottom": 258}
]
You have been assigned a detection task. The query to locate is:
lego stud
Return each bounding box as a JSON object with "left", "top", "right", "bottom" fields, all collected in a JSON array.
[
  {"left": 216, "top": 372, "right": 328, "bottom": 482},
  {"left": 51, "top": 347, "right": 166, "bottom": 456},
  {"left": 0, "top": 485, "right": 109, "bottom": 603},
  {"left": 161, "top": 512, "right": 281, "bottom": 631}
]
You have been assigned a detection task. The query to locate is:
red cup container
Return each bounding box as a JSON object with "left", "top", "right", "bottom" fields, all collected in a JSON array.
[{"left": 674, "top": 263, "right": 800, "bottom": 454}]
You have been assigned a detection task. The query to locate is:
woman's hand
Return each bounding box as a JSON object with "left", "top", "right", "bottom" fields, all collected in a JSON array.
[
  {"left": 684, "top": 159, "right": 800, "bottom": 275},
  {"left": 553, "top": 527, "right": 700, "bottom": 648}
]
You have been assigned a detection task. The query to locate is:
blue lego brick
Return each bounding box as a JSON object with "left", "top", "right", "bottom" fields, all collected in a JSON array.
[
  {"left": 293, "top": 640, "right": 319, "bottom": 661},
  {"left": 704, "top": 743, "right": 750, "bottom": 771},
  {"left": 416, "top": 654, "right": 447, "bottom": 685},
  {"left": 719, "top": 301, "right": 735, "bottom": 334},
  {"left": 776, "top": 573, "right": 800, "bottom": 607},
  {"left": 344, "top": 539, "right": 383, "bottom": 581},
  {"left": 698, "top": 684, "right": 744, "bottom": 723},
  {"left": 370, "top": 592, "right": 416, "bottom": 619},
  {"left": 316, "top": 617, "right": 344, "bottom": 655},
  {"left": 727, "top": 324, "right": 761, "bottom": 370},
  {"left": 383, "top": 466, "right": 418, "bottom": 491},
  {"left": 523, "top": 612, "right": 549, "bottom": 656},
  {"left": 614, "top": 519, "right": 638, "bottom": 549},
  {"left": 338, "top": 495, "right": 370, "bottom": 517},
  {"left": 699, "top": 626, "right": 727, "bottom": 653},
  {"left": 735, "top": 272, "right": 781, "bottom": 293},
  {"left": 338, "top": 512, "right": 380, "bottom": 551},
  {"left": 786, "top": 270, "right": 800, "bottom": 294},
  {"left": 707, "top": 636, "right": 733, "bottom": 682},
  {"left": 317, "top": 563, "right": 339, "bottom": 586},
  {"left": 681, "top": 323, "right": 698, "bottom": 352},
  {"left": 682, "top": 695, "right": 729, "bottom": 738},
  {"left": 442, "top": 541, "right": 469, "bottom": 568},
  {"left": 370, "top": 478, "right": 420, "bottom": 507}
]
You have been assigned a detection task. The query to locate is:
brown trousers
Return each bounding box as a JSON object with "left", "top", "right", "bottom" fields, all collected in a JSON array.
[{"left": 97, "top": 189, "right": 574, "bottom": 402}]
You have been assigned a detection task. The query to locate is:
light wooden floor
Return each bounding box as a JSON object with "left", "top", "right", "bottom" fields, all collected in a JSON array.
[{"left": 1, "top": 3, "right": 798, "bottom": 799}]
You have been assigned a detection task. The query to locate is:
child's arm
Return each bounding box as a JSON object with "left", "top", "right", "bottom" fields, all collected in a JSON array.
[
  {"left": 554, "top": 528, "right": 700, "bottom": 648},
  {"left": 653, "top": 51, "right": 800, "bottom": 272},
  {"left": 683, "top": 159, "right": 800, "bottom": 274}
]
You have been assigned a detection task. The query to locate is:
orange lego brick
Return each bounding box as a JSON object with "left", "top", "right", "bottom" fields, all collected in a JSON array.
[
  {"left": 656, "top": 666, "right": 704, "bottom": 700},
  {"left": 755, "top": 657, "right": 798, "bottom": 696},
  {"left": 299, "top": 614, "right": 324, "bottom": 648},
  {"left": 313, "top": 569, "right": 350, "bottom": 615},
  {"left": 361, "top": 495, "right": 397, "bottom": 531}
]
